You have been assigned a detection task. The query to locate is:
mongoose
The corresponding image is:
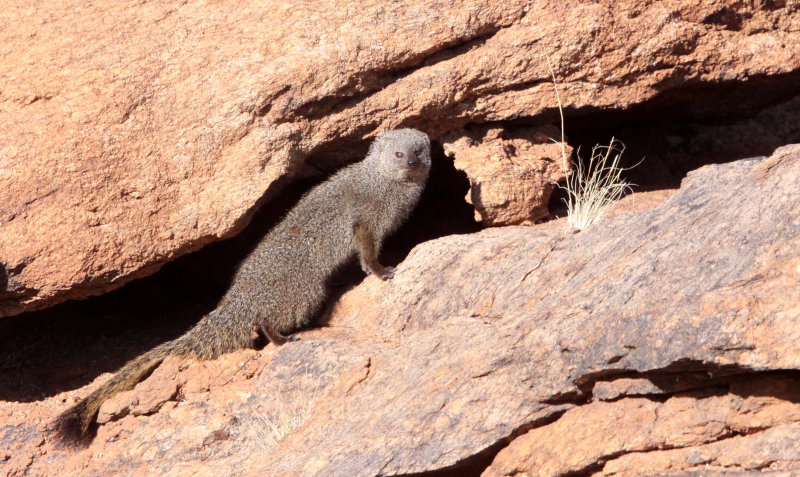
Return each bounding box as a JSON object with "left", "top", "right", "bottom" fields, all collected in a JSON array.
[{"left": 54, "top": 128, "right": 431, "bottom": 445}]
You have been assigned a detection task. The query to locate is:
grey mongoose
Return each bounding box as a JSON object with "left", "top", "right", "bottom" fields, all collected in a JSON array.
[{"left": 54, "top": 128, "right": 432, "bottom": 444}]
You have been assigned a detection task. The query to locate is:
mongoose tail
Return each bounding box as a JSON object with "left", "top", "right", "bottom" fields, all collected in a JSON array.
[
  {"left": 53, "top": 341, "right": 172, "bottom": 446},
  {"left": 54, "top": 308, "right": 251, "bottom": 446}
]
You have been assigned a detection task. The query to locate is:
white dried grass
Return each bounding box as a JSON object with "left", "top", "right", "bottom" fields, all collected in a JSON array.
[{"left": 544, "top": 52, "right": 635, "bottom": 232}]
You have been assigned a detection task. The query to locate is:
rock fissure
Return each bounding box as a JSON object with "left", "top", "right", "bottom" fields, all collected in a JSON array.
[
  {"left": 578, "top": 364, "right": 800, "bottom": 401},
  {"left": 288, "top": 21, "right": 524, "bottom": 124},
  {"left": 519, "top": 238, "right": 560, "bottom": 284},
  {"left": 396, "top": 407, "right": 571, "bottom": 477},
  {"left": 591, "top": 424, "right": 779, "bottom": 476}
]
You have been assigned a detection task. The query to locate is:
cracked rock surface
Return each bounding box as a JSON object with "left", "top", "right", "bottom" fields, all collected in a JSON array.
[
  {"left": 442, "top": 125, "right": 572, "bottom": 226},
  {"left": 2, "top": 145, "right": 798, "bottom": 475},
  {"left": 2, "top": 0, "right": 800, "bottom": 316}
]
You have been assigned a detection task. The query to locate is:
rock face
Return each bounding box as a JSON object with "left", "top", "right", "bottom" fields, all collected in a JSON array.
[
  {"left": 484, "top": 380, "right": 800, "bottom": 476},
  {"left": 2, "top": 0, "right": 800, "bottom": 316},
  {"left": 442, "top": 125, "right": 571, "bottom": 226},
  {"left": 2, "top": 146, "right": 799, "bottom": 475}
]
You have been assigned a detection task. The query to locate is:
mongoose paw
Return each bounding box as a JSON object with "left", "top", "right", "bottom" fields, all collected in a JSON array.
[
  {"left": 286, "top": 334, "right": 300, "bottom": 342},
  {"left": 378, "top": 266, "right": 396, "bottom": 280}
]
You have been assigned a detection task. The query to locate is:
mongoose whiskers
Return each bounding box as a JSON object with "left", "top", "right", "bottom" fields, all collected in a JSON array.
[{"left": 54, "top": 128, "right": 432, "bottom": 445}]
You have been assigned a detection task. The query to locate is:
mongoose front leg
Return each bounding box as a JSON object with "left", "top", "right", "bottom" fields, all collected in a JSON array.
[{"left": 354, "top": 222, "right": 395, "bottom": 280}]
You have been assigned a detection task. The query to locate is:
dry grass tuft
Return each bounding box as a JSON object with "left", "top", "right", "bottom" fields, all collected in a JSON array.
[
  {"left": 247, "top": 385, "right": 320, "bottom": 448},
  {"left": 562, "top": 139, "right": 633, "bottom": 231},
  {"left": 544, "top": 52, "right": 636, "bottom": 232}
]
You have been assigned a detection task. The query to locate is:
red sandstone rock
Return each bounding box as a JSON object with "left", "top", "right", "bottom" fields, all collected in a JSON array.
[
  {"left": 442, "top": 125, "right": 572, "bottom": 226},
  {"left": 601, "top": 422, "right": 800, "bottom": 475},
  {"left": 483, "top": 376, "right": 800, "bottom": 477},
  {"left": 3, "top": 0, "right": 800, "bottom": 474},
  {"left": 2, "top": 0, "right": 800, "bottom": 316},
  {"left": 2, "top": 146, "right": 799, "bottom": 476}
]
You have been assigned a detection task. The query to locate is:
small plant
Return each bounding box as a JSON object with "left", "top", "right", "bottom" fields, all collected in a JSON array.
[
  {"left": 562, "top": 139, "right": 633, "bottom": 231},
  {"left": 544, "top": 52, "right": 635, "bottom": 232},
  {"left": 247, "top": 385, "right": 319, "bottom": 447}
]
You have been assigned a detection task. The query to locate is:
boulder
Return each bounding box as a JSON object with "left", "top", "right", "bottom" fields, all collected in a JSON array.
[
  {"left": 2, "top": 0, "right": 800, "bottom": 316},
  {"left": 442, "top": 125, "right": 572, "bottom": 226},
  {"left": 2, "top": 146, "right": 798, "bottom": 476}
]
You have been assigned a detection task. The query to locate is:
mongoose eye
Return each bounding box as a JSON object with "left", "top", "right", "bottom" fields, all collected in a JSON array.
[
  {"left": 414, "top": 149, "right": 421, "bottom": 157},
  {"left": 395, "top": 151, "right": 404, "bottom": 158}
]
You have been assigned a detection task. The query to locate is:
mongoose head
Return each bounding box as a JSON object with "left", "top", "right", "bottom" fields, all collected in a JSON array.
[{"left": 368, "top": 128, "right": 431, "bottom": 184}]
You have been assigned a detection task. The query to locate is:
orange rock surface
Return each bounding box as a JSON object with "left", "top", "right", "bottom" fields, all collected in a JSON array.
[
  {"left": 3, "top": 0, "right": 800, "bottom": 475},
  {"left": 2, "top": 145, "right": 799, "bottom": 476},
  {"left": 443, "top": 125, "right": 572, "bottom": 226},
  {"left": 2, "top": 0, "right": 799, "bottom": 316}
]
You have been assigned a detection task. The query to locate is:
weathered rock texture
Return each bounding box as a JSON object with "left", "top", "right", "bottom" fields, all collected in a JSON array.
[
  {"left": 484, "top": 379, "right": 800, "bottom": 476},
  {"left": 1, "top": 145, "right": 798, "bottom": 475},
  {"left": 442, "top": 125, "right": 572, "bottom": 226},
  {"left": 2, "top": 0, "right": 800, "bottom": 316}
]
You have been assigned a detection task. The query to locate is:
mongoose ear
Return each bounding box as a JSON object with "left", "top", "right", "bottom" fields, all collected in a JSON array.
[{"left": 368, "top": 134, "right": 385, "bottom": 158}]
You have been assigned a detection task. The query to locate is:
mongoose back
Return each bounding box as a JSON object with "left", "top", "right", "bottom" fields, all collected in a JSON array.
[{"left": 54, "top": 128, "right": 432, "bottom": 445}]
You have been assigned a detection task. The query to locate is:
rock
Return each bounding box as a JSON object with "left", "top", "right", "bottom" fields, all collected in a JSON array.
[
  {"left": 2, "top": 0, "right": 800, "bottom": 316},
  {"left": 96, "top": 357, "right": 186, "bottom": 425},
  {"left": 2, "top": 145, "right": 799, "bottom": 475},
  {"left": 484, "top": 375, "right": 800, "bottom": 477},
  {"left": 442, "top": 125, "right": 572, "bottom": 226},
  {"left": 601, "top": 422, "right": 800, "bottom": 476}
]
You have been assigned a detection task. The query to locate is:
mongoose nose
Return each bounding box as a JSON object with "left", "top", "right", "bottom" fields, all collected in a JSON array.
[{"left": 407, "top": 157, "right": 420, "bottom": 167}]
